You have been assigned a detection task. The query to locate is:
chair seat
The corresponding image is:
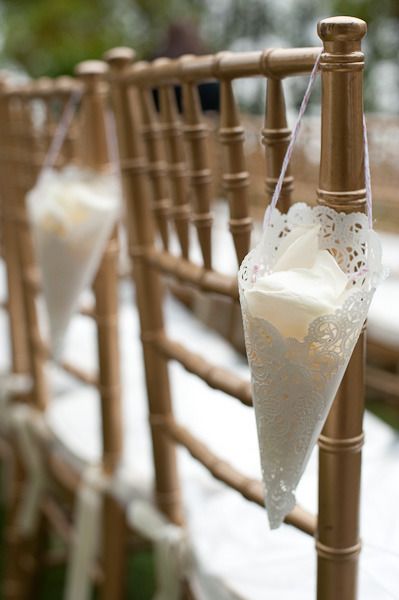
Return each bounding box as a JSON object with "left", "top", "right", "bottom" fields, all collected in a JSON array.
[
  {"left": 368, "top": 278, "right": 399, "bottom": 351},
  {"left": 45, "top": 289, "right": 399, "bottom": 600},
  {"left": 0, "top": 263, "right": 10, "bottom": 374},
  {"left": 379, "top": 231, "right": 399, "bottom": 280}
]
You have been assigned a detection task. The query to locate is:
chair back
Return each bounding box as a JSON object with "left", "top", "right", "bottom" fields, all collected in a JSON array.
[
  {"left": 0, "top": 79, "right": 30, "bottom": 382},
  {"left": 108, "top": 16, "right": 367, "bottom": 600},
  {"left": 0, "top": 62, "right": 124, "bottom": 472}
]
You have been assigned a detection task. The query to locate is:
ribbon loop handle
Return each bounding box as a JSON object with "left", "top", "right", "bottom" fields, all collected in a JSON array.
[{"left": 263, "top": 51, "right": 373, "bottom": 231}]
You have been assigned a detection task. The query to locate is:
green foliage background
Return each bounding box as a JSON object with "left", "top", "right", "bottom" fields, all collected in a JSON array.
[
  {"left": 0, "top": 0, "right": 203, "bottom": 76},
  {"left": 0, "top": 0, "right": 398, "bottom": 110}
]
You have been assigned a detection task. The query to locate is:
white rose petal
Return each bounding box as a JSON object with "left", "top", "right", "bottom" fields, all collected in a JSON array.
[{"left": 245, "top": 225, "right": 349, "bottom": 340}]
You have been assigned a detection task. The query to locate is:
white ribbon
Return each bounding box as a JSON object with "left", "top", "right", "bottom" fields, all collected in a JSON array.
[
  {"left": 64, "top": 465, "right": 105, "bottom": 600},
  {"left": 8, "top": 404, "right": 48, "bottom": 536},
  {"left": 39, "top": 87, "right": 83, "bottom": 180},
  {"left": 129, "top": 500, "right": 188, "bottom": 600},
  {"left": 65, "top": 468, "right": 188, "bottom": 600},
  {"left": 263, "top": 51, "right": 373, "bottom": 231},
  {"left": 0, "top": 372, "right": 33, "bottom": 430}
]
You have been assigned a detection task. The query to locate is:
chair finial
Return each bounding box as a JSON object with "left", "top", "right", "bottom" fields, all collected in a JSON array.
[
  {"left": 103, "top": 47, "right": 135, "bottom": 70},
  {"left": 75, "top": 60, "right": 108, "bottom": 79},
  {"left": 318, "top": 16, "right": 367, "bottom": 43}
]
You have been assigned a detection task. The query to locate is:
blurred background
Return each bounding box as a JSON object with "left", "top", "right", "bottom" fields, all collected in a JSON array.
[
  {"left": 0, "top": 1, "right": 398, "bottom": 598},
  {"left": 1, "top": 0, "right": 398, "bottom": 112},
  {"left": 1, "top": 0, "right": 398, "bottom": 225}
]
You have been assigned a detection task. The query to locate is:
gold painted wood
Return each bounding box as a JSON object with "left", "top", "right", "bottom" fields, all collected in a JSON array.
[
  {"left": 0, "top": 80, "right": 30, "bottom": 378},
  {"left": 2, "top": 78, "right": 99, "bottom": 412},
  {"left": 75, "top": 60, "right": 123, "bottom": 473},
  {"left": 263, "top": 78, "right": 293, "bottom": 213},
  {"left": 154, "top": 332, "right": 252, "bottom": 406},
  {"left": 55, "top": 76, "right": 79, "bottom": 165},
  {"left": 19, "top": 92, "right": 37, "bottom": 191},
  {"left": 108, "top": 45, "right": 324, "bottom": 538},
  {"left": 219, "top": 74, "right": 251, "bottom": 264},
  {"left": 2, "top": 66, "right": 129, "bottom": 599},
  {"left": 366, "top": 365, "right": 399, "bottom": 402},
  {"left": 134, "top": 63, "right": 171, "bottom": 250},
  {"left": 157, "top": 69, "right": 190, "bottom": 259},
  {"left": 11, "top": 93, "right": 49, "bottom": 411},
  {"left": 127, "top": 47, "right": 321, "bottom": 87},
  {"left": 106, "top": 51, "right": 183, "bottom": 525},
  {"left": 75, "top": 61, "right": 110, "bottom": 171},
  {"left": 107, "top": 25, "right": 370, "bottom": 596},
  {"left": 181, "top": 66, "right": 213, "bottom": 269},
  {"left": 157, "top": 418, "right": 316, "bottom": 536},
  {"left": 316, "top": 17, "right": 367, "bottom": 600},
  {"left": 145, "top": 245, "right": 239, "bottom": 298},
  {"left": 36, "top": 77, "right": 55, "bottom": 164}
]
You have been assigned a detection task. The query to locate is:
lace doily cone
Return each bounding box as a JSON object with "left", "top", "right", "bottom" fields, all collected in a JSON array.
[
  {"left": 35, "top": 220, "right": 114, "bottom": 357},
  {"left": 27, "top": 168, "right": 120, "bottom": 357},
  {"left": 238, "top": 203, "right": 386, "bottom": 529},
  {"left": 240, "top": 296, "right": 370, "bottom": 528}
]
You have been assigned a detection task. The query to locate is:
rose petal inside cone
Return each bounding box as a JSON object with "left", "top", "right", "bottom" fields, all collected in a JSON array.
[
  {"left": 27, "top": 166, "right": 121, "bottom": 357},
  {"left": 239, "top": 204, "right": 385, "bottom": 528},
  {"left": 245, "top": 225, "right": 349, "bottom": 340}
]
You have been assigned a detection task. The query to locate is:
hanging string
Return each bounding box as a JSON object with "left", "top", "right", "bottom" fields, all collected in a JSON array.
[
  {"left": 39, "top": 87, "right": 120, "bottom": 179},
  {"left": 363, "top": 113, "right": 373, "bottom": 229},
  {"left": 263, "top": 52, "right": 322, "bottom": 229},
  {"left": 104, "top": 107, "right": 120, "bottom": 175},
  {"left": 263, "top": 52, "right": 374, "bottom": 231},
  {"left": 38, "top": 87, "right": 83, "bottom": 181}
]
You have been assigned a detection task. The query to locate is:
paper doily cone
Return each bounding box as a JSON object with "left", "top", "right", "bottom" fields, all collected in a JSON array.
[
  {"left": 27, "top": 167, "right": 120, "bottom": 357},
  {"left": 238, "top": 203, "right": 386, "bottom": 528}
]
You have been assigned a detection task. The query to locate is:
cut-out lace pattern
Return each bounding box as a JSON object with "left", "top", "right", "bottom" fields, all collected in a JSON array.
[{"left": 238, "top": 204, "right": 386, "bottom": 528}]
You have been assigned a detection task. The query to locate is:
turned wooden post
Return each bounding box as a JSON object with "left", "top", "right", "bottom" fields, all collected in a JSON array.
[
  {"left": 316, "top": 16, "right": 367, "bottom": 600},
  {"left": 55, "top": 76, "right": 80, "bottom": 165},
  {"left": 13, "top": 92, "right": 49, "bottom": 411},
  {"left": 106, "top": 50, "right": 183, "bottom": 525},
  {"left": 0, "top": 86, "right": 49, "bottom": 598},
  {"left": 36, "top": 77, "right": 55, "bottom": 162},
  {"left": 75, "top": 60, "right": 123, "bottom": 474},
  {"left": 218, "top": 67, "right": 251, "bottom": 266},
  {"left": 262, "top": 77, "right": 293, "bottom": 213},
  {"left": 134, "top": 62, "right": 171, "bottom": 250},
  {"left": 156, "top": 64, "right": 190, "bottom": 259},
  {"left": 181, "top": 60, "right": 213, "bottom": 270},
  {"left": 75, "top": 61, "right": 110, "bottom": 169},
  {"left": 0, "top": 83, "right": 30, "bottom": 378}
]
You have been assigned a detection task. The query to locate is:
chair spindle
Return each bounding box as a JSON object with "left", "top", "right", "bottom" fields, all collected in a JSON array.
[
  {"left": 219, "top": 74, "right": 251, "bottom": 265},
  {"left": 262, "top": 78, "right": 293, "bottom": 213},
  {"left": 316, "top": 17, "right": 367, "bottom": 600},
  {"left": 181, "top": 66, "right": 213, "bottom": 269},
  {"left": 157, "top": 66, "right": 190, "bottom": 259}
]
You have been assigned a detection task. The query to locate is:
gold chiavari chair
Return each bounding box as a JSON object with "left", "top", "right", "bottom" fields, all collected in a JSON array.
[
  {"left": 2, "top": 56, "right": 195, "bottom": 600},
  {"left": 0, "top": 64, "right": 131, "bottom": 599},
  {"left": 366, "top": 269, "right": 399, "bottom": 406},
  {"left": 366, "top": 335, "right": 399, "bottom": 406},
  {"left": 107, "top": 16, "right": 399, "bottom": 600},
  {"left": 0, "top": 77, "right": 42, "bottom": 600},
  {"left": 0, "top": 78, "right": 31, "bottom": 390}
]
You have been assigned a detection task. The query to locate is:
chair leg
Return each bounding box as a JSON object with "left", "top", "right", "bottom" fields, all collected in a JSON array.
[
  {"left": 20, "top": 513, "right": 48, "bottom": 600},
  {"left": 100, "top": 493, "right": 127, "bottom": 600},
  {"left": 3, "top": 456, "right": 26, "bottom": 600},
  {"left": 3, "top": 438, "right": 48, "bottom": 600},
  {"left": 182, "top": 580, "right": 197, "bottom": 600}
]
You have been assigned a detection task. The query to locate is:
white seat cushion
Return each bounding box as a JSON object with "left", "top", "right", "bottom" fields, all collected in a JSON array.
[
  {"left": 379, "top": 232, "right": 399, "bottom": 280},
  {"left": 45, "top": 289, "right": 399, "bottom": 600},
  {"left": 0, "top": 262, "right": 11, "bottom": 374},
  {"left": 2, "top": 252, "right": 399, "bottom": 598},
  {"left": 366, "top": 231, "right": 399, "bottom": 350},
  {"left": 368, "top": 278, "right": 399, "bottom": 351}
]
